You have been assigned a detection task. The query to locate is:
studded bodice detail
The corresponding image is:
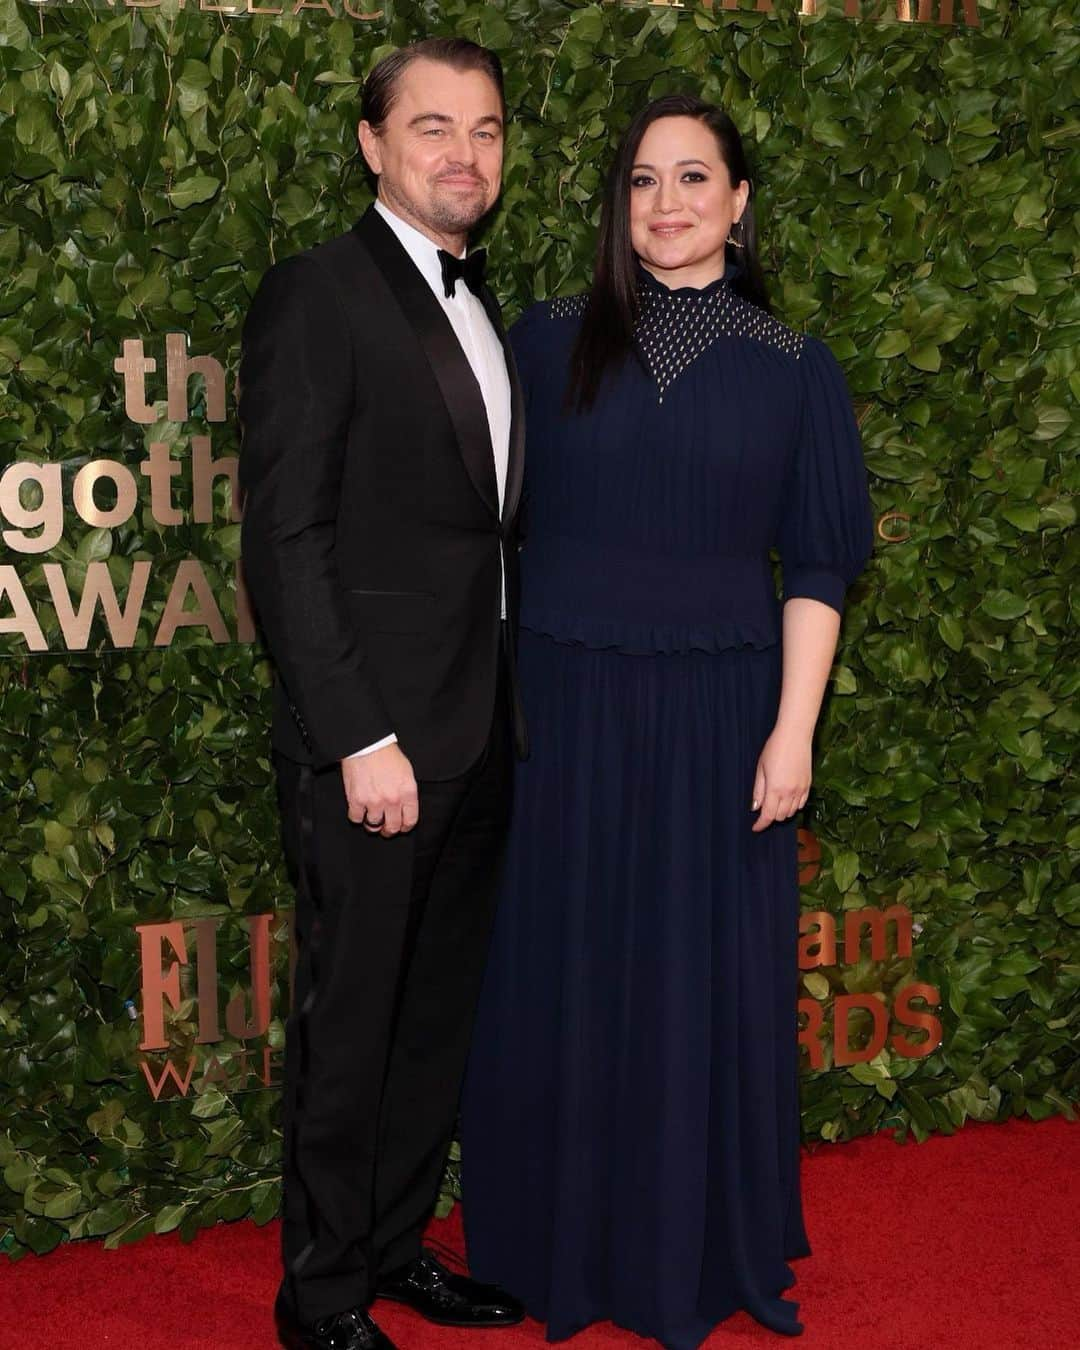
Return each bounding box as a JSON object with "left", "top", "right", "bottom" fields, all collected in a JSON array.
[
  {"left": 511, "top": 278, "right": 874, "bottom": 657},
  {"left": 548, "top": 274, "right": 804, "bottom": 403}
]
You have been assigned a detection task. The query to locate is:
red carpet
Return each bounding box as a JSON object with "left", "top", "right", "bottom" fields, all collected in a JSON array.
[{"left": 3, "top": 1117, "right": 1078, "bottom": 1350}]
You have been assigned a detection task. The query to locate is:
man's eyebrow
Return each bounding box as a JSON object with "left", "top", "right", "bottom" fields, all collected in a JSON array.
[{"left": 407, "top": 112, "right": 504, "bottom": 130}]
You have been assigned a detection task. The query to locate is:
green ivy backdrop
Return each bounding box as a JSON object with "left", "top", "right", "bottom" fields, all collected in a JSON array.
[{"left": 1, "top": 0, "right": 1077, "bottom": 1260}]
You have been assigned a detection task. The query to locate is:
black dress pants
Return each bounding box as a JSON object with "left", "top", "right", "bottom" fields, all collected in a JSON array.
[{"left": 275, "top": 670, "right": 512, "bottom": 1324}]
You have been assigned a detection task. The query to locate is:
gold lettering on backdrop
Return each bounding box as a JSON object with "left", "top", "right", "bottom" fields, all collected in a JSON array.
[
  {"left": 26, "top": 0, "right": 979, "bottom": 22},
  {"left": 0, "top": 566, "right": 48, "bottom": 651},
  {"left": 43, "top": 561, "right": 152, "bottom": 650},
  {"left": 796, "top": 826, "right": 821, "bottom": 885},
  {"left": 165, "top": 333, "right": 227, "bottom": 423},
  {"left": 0, "top": 461, "right": 64, "bottom": 553},
  {"left": 796, "top": 902, "right": 943, "bottom": 1067},
  {"left": 136, "top": 913, "right": 291, "bottom": 1099},
  {"left": 798, "top": 910, "right": 837, "bottom": 968},
  {"left": 192, "top": 435, "right": 241, "bottom": 524},
  {"left": 844, "top": 903, "right": 913, "bottom": 962},
  {"left": 797, "top": 999, "right": 825, "bottom": 1069},
  {"left": 113, "top": 339, "right": 157, "bottom": 423},
  {"left": 140, "top": 443, "right": 185, "bottom": 526},
  {"left": 154, "top": 558, "right": 230, "bottom": 646},
  {"left": 877, "top": 510, "right": 912, "bottom": 543},
  {"left": 892, "top": 983, "right": 942, "bottom": 1057},
  {"left": 132, "top": 893, "right": 941, "bottom": 1100},
  {"left": 137, "top": 921, "right": 189, "bottom": 1052},
  {"left": 72, "top": 459, "right": 139, "bottom": 529},
  {"left": 759, "top": 0, "right": 978, "bottom": 19},
  {"left": 225, "top": 914, "right": 273, "bottom": 1040},
  {"left": 194, "top": 918, "right": 222, "bottom": 1045},
  {"left": 140, "top": 1056, "right": 197, "bottom": 1101},
  {"left": 833, "top": 992, "right": 889, "bottom": 1066},
  {"left": 1, "top": 333, "right": 251, "bottom": 653}
]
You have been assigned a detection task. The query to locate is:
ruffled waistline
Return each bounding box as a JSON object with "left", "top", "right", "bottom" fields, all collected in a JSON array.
[{"left": 520, "top": 608, "right": 779, "bottom": 657}]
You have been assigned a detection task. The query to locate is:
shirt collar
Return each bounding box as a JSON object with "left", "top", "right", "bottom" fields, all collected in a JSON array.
[{"left": 374, "top": 198, "right": 466, "bottom": 299}]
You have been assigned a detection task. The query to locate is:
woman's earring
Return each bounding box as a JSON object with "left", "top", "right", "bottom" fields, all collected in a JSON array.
[{"left": 726, "top": 219, "right": 746, "bottom": 249}]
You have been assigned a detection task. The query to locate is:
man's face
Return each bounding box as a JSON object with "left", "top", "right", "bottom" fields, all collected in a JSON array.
[{"left": 359, "top": 59, "right": 504, "bottom": 243}]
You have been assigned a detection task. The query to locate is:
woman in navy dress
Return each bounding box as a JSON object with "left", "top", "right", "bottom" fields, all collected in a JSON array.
[{"left": 462, "top": 95, "right": 873, "bottom": 1347}]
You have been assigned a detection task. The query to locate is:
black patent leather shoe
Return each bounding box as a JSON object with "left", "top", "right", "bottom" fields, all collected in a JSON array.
[
  {"left": 376, "top": 1250, "right": 525, "bottom": 1328},
  {"left": 275, "top": 1297, "right": 398, "bottom": 1350}
]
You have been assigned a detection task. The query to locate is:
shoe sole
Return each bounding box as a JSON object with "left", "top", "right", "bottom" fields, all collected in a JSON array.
[{"left": 374, "top": 1293, "right": 525, "bottom": 1329}]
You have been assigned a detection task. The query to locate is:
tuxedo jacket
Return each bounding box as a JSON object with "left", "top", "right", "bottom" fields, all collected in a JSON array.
[{"left": 238, "top": 206, "right": 527, "bottom": 781}]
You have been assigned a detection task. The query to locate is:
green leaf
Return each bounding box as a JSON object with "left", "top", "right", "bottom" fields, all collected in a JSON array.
[
  {"left": 86, "top": 1201, "right": 130, "bottom": 1238},
  {"left": 153, "top": 1202, "right": 189, "bottom": 1235},
  {"left": 0, "top": 858, "right": 27, "bottom": 902},
  {"left": 832, "top": 665, "right": 857, "bottom": 694},
  {"left": 49, "top": 63, "right": 71, "bottom": 101},
  {"left": 76, "top": 528, "right": 112, "bottom": 564},
  {"left": 1031, "top": 405, "right": 1069, "bottom": 441},
  {"left": 803, "top": 972, "right": 831, "bottom": 1000},
  {"left": 169, "top": 175, "right": 221, "bottom": 210},
  {"left": 907, "top": 344, "right": 941, "bottom": 373},
  {"left": 43, "top": 1187, "right": 84, "bottom": 1220},
  {"left": 875, "top": 331, "right": 910, "bottom": 358},
  {"left": 981, "top": 590, "right": 1029, "bottom": 622},
  {"left": 832, "top": 849, "right": 860, "bottom": 893},
  {"left": 1000, "top": 505, "right": 1040, "bottom": 533},
  {"left": 1012, "top": 193, "right": 1046, "bottom": 229},
  {"left": 937, "top": 615, "right": 964, "bottom": 652}
]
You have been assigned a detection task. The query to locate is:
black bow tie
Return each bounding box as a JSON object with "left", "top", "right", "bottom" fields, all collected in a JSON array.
[{"left": 438, "top": 247, "right": 487, "bottom": 299}]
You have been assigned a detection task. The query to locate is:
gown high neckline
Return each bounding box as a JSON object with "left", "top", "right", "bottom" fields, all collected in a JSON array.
[{"left": 635, "top": 257, "right": 740, "bottom": 304}]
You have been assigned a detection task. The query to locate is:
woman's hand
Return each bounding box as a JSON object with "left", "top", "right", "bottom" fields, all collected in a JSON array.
[{"left": 751, "top": 727, "right": 812, "bottom": 833}]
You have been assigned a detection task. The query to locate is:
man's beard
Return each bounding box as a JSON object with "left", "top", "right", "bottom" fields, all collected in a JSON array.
[
  {"left": 427, "top": 191, "right": 489, "bottom": 235},
  {"left": 384, "top": 177, "right": 490, "bottom": 237}
]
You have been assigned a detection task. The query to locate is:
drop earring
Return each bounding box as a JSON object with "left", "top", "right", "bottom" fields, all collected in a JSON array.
[{"left": 726, "top": 219, "right": 746, "bottom": 249}]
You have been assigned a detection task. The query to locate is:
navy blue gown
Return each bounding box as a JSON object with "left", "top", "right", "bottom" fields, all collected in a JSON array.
[{"left": 461, "top": 265, "right": 873, "bottom": 1348}]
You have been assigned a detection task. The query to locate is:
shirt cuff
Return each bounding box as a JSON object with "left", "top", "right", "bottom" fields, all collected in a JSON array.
[{"left": 346, "top": 733, "right": 398, "bottom": 760}]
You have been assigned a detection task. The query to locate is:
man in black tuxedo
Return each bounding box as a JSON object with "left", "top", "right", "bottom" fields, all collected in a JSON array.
[{"left": 239, "top": 38, "right": 527, "bottom": 1350}]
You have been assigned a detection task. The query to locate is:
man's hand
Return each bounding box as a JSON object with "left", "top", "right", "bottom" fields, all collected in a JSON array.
[{"left": 341, "top": 743, "right": 419, "bottom": 837}]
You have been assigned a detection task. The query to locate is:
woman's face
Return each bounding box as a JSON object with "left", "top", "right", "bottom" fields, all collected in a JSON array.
[{"left": 629, "top": 116, "right": 750, "bottom": 290}]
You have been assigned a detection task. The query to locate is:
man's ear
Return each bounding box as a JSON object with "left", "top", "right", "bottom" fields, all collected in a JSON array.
[{"left": 358, "top": 120, "right": 382, "bottom": 176}]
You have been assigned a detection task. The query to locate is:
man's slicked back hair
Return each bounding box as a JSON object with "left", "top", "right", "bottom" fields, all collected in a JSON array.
[{"left": 362, "top": 38, "right": 506, "bottom": 131}]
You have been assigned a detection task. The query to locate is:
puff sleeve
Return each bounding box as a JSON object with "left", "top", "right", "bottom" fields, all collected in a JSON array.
[{"left": 776, "top": 336, "right": 874, "bottom": 615}]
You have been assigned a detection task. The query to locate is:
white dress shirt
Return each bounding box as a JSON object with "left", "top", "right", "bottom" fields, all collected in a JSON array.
[{"left": 349, "top": 199, "right": 512, "bottom": 760}]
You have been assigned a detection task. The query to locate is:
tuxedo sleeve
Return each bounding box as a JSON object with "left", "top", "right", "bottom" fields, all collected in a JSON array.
[{"left": 239, "top": 255, "right": 393, "bottom": 768}]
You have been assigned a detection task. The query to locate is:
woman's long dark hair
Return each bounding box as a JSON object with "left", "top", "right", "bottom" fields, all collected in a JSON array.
[{"left": 567, "top": 95, "right": 770, "bottom": 412}]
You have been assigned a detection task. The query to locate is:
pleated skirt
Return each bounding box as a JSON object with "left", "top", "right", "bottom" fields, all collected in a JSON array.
[{"left": 461, "top": 629, "right": 810, "bottom": 1348}]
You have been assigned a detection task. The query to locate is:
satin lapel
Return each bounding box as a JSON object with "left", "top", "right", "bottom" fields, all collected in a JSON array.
[
  {"left": 478, "top": 284, "right": 525, "bottom": 528},
  {"left": 353, "top": 209, "right": 499, "bottom": 520}
]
